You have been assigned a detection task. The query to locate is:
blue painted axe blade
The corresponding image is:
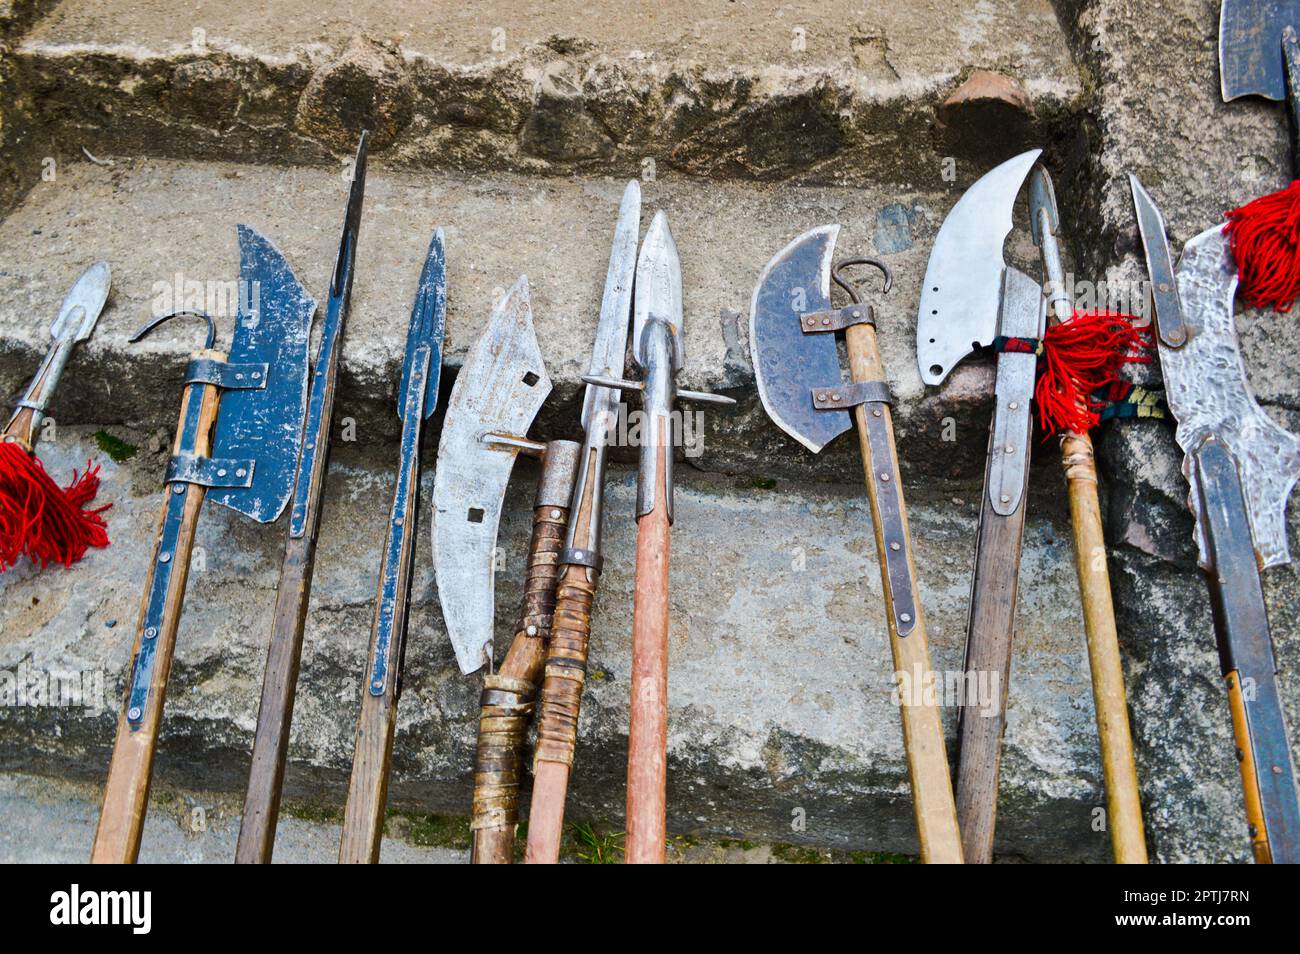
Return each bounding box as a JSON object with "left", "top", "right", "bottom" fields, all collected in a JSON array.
[
  {"left": 748, "top": 225, "right": 850, "bottom": 453},
  {"left": 208, "top": 224, "right": 316, "bottom": 523}
]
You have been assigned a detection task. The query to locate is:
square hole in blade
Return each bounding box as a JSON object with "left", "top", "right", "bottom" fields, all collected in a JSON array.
[
  {"left": 522, "top": 371, "right": 540, "bottom": 387},
  {"left": 467, "top": 507, "right": 485, "bottom": 523}
]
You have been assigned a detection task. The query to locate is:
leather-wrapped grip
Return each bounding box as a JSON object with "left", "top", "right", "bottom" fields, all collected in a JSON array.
[{"left": 534, "top": 563, "right": 599, "bottom": 768}]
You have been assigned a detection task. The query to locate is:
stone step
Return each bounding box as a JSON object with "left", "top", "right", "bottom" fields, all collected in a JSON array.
[
  {"left": 0, "top": 153, "right": 1054, "bottom": 485},
  {"left": 1, "top": 429, "right": 1123, "bottom": 861},
  {"left": 8, "top": 0, "right": 1081, "bottom": 188}
]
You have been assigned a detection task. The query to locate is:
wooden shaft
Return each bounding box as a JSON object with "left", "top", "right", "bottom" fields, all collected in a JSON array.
[
  {"left": 471, "top": 498, "right": 570, "bottom": 864},
  {"left": 1226, "top": 670, "right": 1273, "bottom": 864},
  {"left": 953, "top": 414, "right": 1029, "bottom": 864},
  {"left": 338, "top": 427, "right": 423, "bottom": 864},
  {"left": 524, "top": 561, "right": 598, "bottom": 864},
  {"left": 92, "top": 353, "right": 224, "bottom": 863},
  {"left": 1060, "top": 431, "right": 1147, "bottom": 863},
  {"left": 3, "top": 336, "right": 70, "bottom": 448},
  {"left": 625, "top": 421, "right": 671, "bottom": 864},
  {"left": 845, "top": 323, "right": 962, "bottom": 864},
  {"left": 235, "top": 534, "right": 315, "bottom": 863}
]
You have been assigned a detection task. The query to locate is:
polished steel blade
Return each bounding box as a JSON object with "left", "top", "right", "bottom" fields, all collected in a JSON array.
[
  {"left": 632, "top": 210, "right": 683, "bottom": 368},
  {"left": 582, "top": 181, "right": 640, "bottom": 431},
  {"left": 433, "top": 276, "right": 551, "bottom": 674},
  {"left": 49, "top": 261, "right": 111, "bottom": 342}
]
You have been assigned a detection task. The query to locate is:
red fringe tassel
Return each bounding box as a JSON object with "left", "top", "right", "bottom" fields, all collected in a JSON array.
[
  {"left": 1035, "top": 311, "right": 1153, "bottom": 436},
  {"left": 1224, "top": 181, "right": 1300, "bottom": 313},
  {"left": 0, "top": 440, "right": 110, "bottom": 571}
]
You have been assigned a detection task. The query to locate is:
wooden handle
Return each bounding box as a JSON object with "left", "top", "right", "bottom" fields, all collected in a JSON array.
[
  {"left": 339, "top": 427, "right": 423, "bottom": 864},
  {"left": 1226, "top": 670, "right": 1273, "bottom": 863},
  {"left": 1059, "top": 431, "right": 1147, "bottom": 863},
  {"left": 524, "top": 561, "right": 598, "bottom": 864},
  {"left": 92, "top": 359, "right": 224, "bottom": 863},
  {"left": 235, "top": 534, "right": 315, "bottom": 863},
  {"left": 625, "top": 422, "right": 671, "bottom": 864},
  {"left": 471, "top": 499, "right": 569, "bottom": 864},
  {"left": 3, "top": 337, "right": 71, "bottom": 448},
  {"left": 953, "top": 419, "right": 1029, "bottom": 864},
  {"left": 846, "top": 323, "right": 962, "bottom": 864}
]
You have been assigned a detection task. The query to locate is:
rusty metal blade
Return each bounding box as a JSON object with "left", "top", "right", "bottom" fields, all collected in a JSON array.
[
  {"left": 917, "top": 149, "right": 1040, "bottom": 386},
  {"left": 749, "top": 225, "right": 848, "bottom": 454},
  {"left": 208, "top": 225, "right": 315, "bottom": 523},
  {"left": 1220, "top": 0, "right": 1300, "bottom": 101},
  {"left": 433, "top": 275, "right": 551, "bottom": 674}
]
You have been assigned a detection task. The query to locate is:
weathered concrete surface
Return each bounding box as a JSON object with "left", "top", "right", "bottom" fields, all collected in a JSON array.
[
  {"left": 0, "top": 430, "right": 1112, "bottom": 860},
  {"left": 0, "top": 155, "right": 1063, "bottom": 484},
  {"left": 0, "top": 773, "right": 464, "bottom": 863},
  {"left": 8, "top": 0, "right": 1081, "bottom": 186}
]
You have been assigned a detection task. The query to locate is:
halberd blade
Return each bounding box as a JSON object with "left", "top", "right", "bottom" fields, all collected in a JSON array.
[
  {"left": 50, "top": 261, "right": 111, "bottom": 342},
  {"left": 1219, "top": 1, "right": 1300, "bottom": 101},
  {"left": 1130, "top": 179, "right": 1300, "bottom": 569},
  {"left": 400, "top": 227, "right": 447, "bottom": 419},
  {"left": 209, "top": 225, "right": 315, "bottom": 523},
  {"left": 433, "top": 276, "right": 551, "bottom": 674},
  {"left": 583, "top": 181, "right": 640, "bottom": 431},
  {"left": 749, "top": 224, "right": 848, "bottom": 453},
  {"left": 917, "top": 149, "right": 1041, "bottom": 385}
]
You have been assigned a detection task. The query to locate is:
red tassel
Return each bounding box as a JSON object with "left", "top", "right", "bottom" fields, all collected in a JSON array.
[
  {"left": 0, "top": 440, "right": 110, "bottom": 571},
  {"left": 1224, "top": 181, "right": 1300, "bottom": 313},
  {"left": 1035, "top": 311, "right": 1153, "bottom": 436}
]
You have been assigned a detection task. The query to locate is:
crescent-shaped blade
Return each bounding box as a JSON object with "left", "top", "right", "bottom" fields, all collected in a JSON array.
[
  {"left": 749, "top": 224, "right": 847, "bottom": 454},
  {"left": 208, "top": 224, "right": 315, "bottom": 523},
  {"left": 432, "top": 275, "right": 552, "bottom": 673},
  {"left": 917, "top": 149, "right": 1041, "bottom": 385},
  {"left": 1168, "top": 225, "right": 1300, "bottom": 569}
]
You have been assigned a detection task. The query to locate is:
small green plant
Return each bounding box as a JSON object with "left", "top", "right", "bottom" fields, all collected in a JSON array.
[
  {"left": 93, "top": 430, "right": 137, "bottom": 462},
  {"left": 570, "top": 821, "right": 623, "bottom": 864}
]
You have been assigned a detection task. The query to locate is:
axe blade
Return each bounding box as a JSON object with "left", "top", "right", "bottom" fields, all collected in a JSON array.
[
  {"left": 1219, "top": 0, "right": 1300, "bottom": 101},
  {"left": 916, "top": 149, "right": 1040, "bottom": 386},
  {"left": 208, "top": 225, "right": 315, "bottom": 523},
  {"left": 432, "top": 275, "right": 552, "bottom": 674},
  {"left": 749, "top": 224, "right": 849, "bottom": 453}
]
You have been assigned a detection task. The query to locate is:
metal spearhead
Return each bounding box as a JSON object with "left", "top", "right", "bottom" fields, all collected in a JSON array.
[
  {"left": 205, "top": 225, "right": 316, "bottom": 523},
  {"left": 400, "top": 227, "right": 447, "bottom": 420},
  {"left": 50, "top": 261, "right": 111, "bottom": 343},
  {"left": 1130, "top": 176, "right": 1300, "bottom": 569},
  {"left": 433, "top": 275, "right": 551, "bottom": 674},
  {"left": 916, "top": 149, "right": 1041, "bottom": 385}
]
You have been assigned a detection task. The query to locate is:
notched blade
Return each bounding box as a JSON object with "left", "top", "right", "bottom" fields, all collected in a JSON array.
[
  {"left": 1219, "top": 0, "right": 1300, "bottom": 101},
  {"left": 50, "top": 261, "right": 111, "bottom": 341},
  {"left": 1166, "top": 225, "right": 1300, "bottom": 569},
  {"left": 917, "top": 149, "right": 1041, "bottom": 386},
  {"left": 433, "top": 275, "right": 551, "bottom": 674},
  {"left": 749, "top": 225, "right": 849, "bottom": 454},
  {"left": 209, "top": 224, "right": 315, "bottom": 523}
]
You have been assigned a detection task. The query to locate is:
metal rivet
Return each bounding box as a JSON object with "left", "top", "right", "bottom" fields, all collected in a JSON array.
[
  {"left": 252, "top": 371, "right": 262, "bottom": 379},
  {"left": 394, "top": 517, "right": 403, "bottom": 527},
  {"left": 173, "top": 485, "right": 185, "bottom": 494},
  {"left": 1004, "top": 445, "right": 1014, "bottom": 454},
  {"left": 550, "top": 509, "right": 562, "bottom": 519},
  {"left": 815, "top": 393, "right": 827, "bottom": 403},
  {"left": 372, "top": 679, "right": 383, "bottom": 690},
  {"left": 1274, "top": 764, "right": 1284, "bottom": 774},
  {"left": 852, "top": 309, "right": 861, "bottom": 319},
  {"left": 1158, "top": 282, "right": 1170, "bottom": 293},
  {"left": 1000, "top": 494, "right": 1011, "bottom": 504},
  {"left": 872, "top": 408, "right": 882, "bottom": 417},
  {"left": 526, "top": 625, "right": 538, "bottom": 636},
  {"left": 145, "top": 627, "right": 157, "bottom": 639},
  {"left": 305, "top": 443, "right": 314, "bottom": 451},
  {"left": 217, "top": 468, "right": 227, "bottom": 477},
  {"left": 159, "top": 552, "right": 171, "bottom": 563},
  {"left": 127, "top": 707, "right": 142, "bottom": 721},
  {"left": 235, "top": 373, "right": 244, "bottom": 380},
  {"left": 236, "top": 468, "right": 247, "bottom": 477},
  {"left": 880, "top": 473, "right": 890, "bottom": 482},
  {"left": 821, "top": 317, "right": 830, "bottom": 326},
  {"left": 831, "top": 393, "right": 841, "bottom": 402},
  {"left": 899, "top": 613, "right": 912, "bottom": 623},
  {"left": 1008, "top": 401, "right": 1019, "bottom": 410},
  {"left": 889, "top": 541, "right": 900, "bottom": 551}
]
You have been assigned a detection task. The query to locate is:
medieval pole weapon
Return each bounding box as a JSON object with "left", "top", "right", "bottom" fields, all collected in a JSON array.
[
  {"left": 236, "top": 132, "right": 368, "bottom": 864},
  {"left": 751, "top": 225, "right": 964, "bottom": 863},
  {"left": 524, "top": 181, "right": 639, "bottom": 864},
  {"left": 579, "top": 211, "right": 735, "bottom": 863},
  {"left": 432, "top": 274, "right": 580, "bottom": 863},
  {"left": 918, "top": 151, "right": 1146, "bottom": 863},
  {"left": 1, "top": 261, "right": 111, "bottom": 571},
  {"left": 1131, "top": 176, "right": 1300, "bottom": 863},
  {"left": 338, "top": 226, "right": 445, "bottom": 864},
  {"left": 92, "top": 228, "right": 314, "bottom": 863}
]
